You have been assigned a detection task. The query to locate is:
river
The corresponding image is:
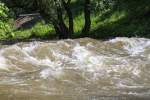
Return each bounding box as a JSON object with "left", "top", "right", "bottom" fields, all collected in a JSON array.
[{"left": 0, "top": 37, "right": 150, "bottom": 100}]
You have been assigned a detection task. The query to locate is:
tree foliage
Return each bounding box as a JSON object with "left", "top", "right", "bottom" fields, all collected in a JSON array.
[
  {"left": 0, "top": 2, "right": 9, "bottom": 20},
  {"left": 0, "top": 2, "right": 12, "bottom": 38},
  {"left": 93, "top": 0, "right": 115, "bottom": 15}
]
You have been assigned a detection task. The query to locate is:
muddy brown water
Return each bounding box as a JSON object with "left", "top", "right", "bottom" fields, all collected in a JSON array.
[{"left": 0, "top": 37, "right": 150, "bottom": 100}]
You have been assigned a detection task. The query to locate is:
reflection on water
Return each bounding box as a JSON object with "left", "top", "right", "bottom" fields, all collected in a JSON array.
[{"left": 0, "top": 37, "right": 150, "bottom": 100}]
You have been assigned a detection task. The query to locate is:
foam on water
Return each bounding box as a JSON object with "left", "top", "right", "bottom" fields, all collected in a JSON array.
[
  {"left": 72, "top": 44, "right": 91, "bottom": 62},
  {"left": 40, "top": 67, "right": 63, "bottom": 79},
  {"left": 22, "top": 42, "right": 39, "bottom": 53},
  {"left": 0, "top": 56, "right": 8, "bottom": 70},
  {"left": 109, "top": 37, "right": 150, "bottom": 55}
]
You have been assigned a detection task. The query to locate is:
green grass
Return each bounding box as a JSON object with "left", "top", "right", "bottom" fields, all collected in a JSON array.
[
  {"left": 71, "top": 0, "right": 150, "bottom": 39},
  {"left": 73, "top": 13, "right": 84, "bottom": 38},
  {"left": 31, "top": 22, "right": 55, "bottom": 38},
  {"left": 6, "top": 21, "right": 56, "bottom": 40},
  {"left": 11, "top": 30, "right": 32, "bottom": 39},
  {"left": 90, "top": 0, "right": 150, "bottom": 39}
]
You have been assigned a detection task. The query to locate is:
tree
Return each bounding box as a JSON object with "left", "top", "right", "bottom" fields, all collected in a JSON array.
[
  {"left": 36, "top": 0, "right": 73, "bottom": 39},
  {"left": 4, "top": 0, "right": 92, "bottom": 39},
  {"left": 62, "top": 0, "right": 74, "bottom": 37},
  {"left": 82, "top": 0, "right": 91, "bottom": 36},
  {"left": 38, "top": 0, "right": 91, "bottom": 38},
  {"left": 0, "top": 1, "right": 12, "bottom": 37}
]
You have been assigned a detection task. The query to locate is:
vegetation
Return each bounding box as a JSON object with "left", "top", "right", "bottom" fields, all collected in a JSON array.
[
  {"left": 0, "top": 2, "right": 12, "bottom": 39},
  {"left": 0, "top": 0, "right": 150, "bottom": 40}
]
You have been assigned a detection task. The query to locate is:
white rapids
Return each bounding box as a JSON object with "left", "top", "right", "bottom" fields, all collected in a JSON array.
[{"left": 0, "top": 37, "right": 150, "bottom": 100}]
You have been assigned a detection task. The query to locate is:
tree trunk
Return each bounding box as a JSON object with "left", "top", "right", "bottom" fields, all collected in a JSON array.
[
  {"left": 62, "top": 0, "right": 74, "bottom": 38},
  {"left": 82, "top": 0, "right": 91, "bottom": 36},
  {"left": 37, "top": 0, "right": 73, "bottom": 39},
  {"left": 52, "top": 21, "right": 61, "bottom": 36},
  {"left": 55, "top": 1, "right": 70, "bottom": 39}
]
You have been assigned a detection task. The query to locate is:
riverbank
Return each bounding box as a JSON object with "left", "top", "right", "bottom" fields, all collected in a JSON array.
[{"left": 1, "top": 0, "right": 150, "bottom": 40}]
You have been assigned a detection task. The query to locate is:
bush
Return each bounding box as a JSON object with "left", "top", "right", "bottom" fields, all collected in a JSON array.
[
  {"left": 0, "top": 2, "right": 9, "bottom": 19},
  {"left": 0, "top": 2, "right": 13, "bottom": 39},
  {"left": 31, "top": 22, "right": 54, "bottom": 38},
  {"left": 11, "top": 30, "right": 32, "bottom": 39}
]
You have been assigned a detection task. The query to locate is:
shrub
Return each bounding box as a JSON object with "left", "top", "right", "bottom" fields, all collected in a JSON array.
[
  {"left": 31, "top": 22, "right": 54, "bottom": 38},
  {"left": 0, "top": 2, "right": 13, "bottom": 39},
  {"left": 11, "top": 30, "right": 32, "bottom": 39}
]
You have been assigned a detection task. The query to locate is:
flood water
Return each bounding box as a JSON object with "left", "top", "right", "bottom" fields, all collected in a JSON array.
[{"left": 0, "top": 37, "right": 150, "bottom": 100}]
